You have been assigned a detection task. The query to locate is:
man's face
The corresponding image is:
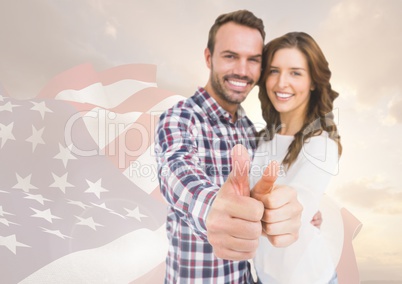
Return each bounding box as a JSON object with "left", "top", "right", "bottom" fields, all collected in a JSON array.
[{"left": 205, "top": 22, "right": 263, "bottom": 109}]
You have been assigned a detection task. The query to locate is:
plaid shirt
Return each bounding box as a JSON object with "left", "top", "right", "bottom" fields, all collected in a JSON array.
[{"left": 155, "top": 87, "right": 257, "bottom": 283}]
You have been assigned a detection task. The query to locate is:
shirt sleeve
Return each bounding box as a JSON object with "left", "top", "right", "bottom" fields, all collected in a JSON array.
[
  {"left": 285, "top": 134, "right": 339, "bottom": 225},
  {"left": 154, "top": 107, "right": 219, "bottom": 240},
  {"left": 254, "top": 134, "right": 340, "bottom": 284}
]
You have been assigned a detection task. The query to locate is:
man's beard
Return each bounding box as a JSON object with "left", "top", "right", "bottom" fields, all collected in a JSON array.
[{"left": 210, "top": 67, "right": 254, "bottom": 105}]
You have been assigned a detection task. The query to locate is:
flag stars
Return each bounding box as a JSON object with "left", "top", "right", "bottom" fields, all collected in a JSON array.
[
  {"left": 12, "top": 174, "right": 38, "bottom": 193},
  {"left": 0, "top": 122, "right": 16, "bottom": 148},
  {"left": 41, "top": 227, "right": 71, "bottom": 239},
  {"left": 91, "top": 202, "right": 126, "bottom": 219},
  {"left": 0, "top": 218, "right": 19, "bottom": 227},
  {"left": 0, "top": 206, "right": 14, "bottom": 217},
  {"left": 0, "top": 234, "right": 29, "bottom": 254},
  {"left": 75, "top": 216, "right": 103, "bottom": 230},
  {"left": 49, "top": 172, "right": 74, "bottom": 193},
  {"left": 24, "top": 193, "right": 52, "bottom": 205},
  {"left": 30, "top": 101, "right": 53, "bottom": 120},
  {"left": 85, "top": 178, "right": 108, "bottom": 199},
  {"left": 53, "top": 143, "right": 77, "bottom": 168},
  {"left": 0, "top": 101, "right": 19, "bottom": 112},
  {"left": 30, "top": 208, "right": 61, "bottom": 223},
  {"left": 91, "top": 202, "right": 111, "bottom": 211},
  {"left": 67, "top": 199, "right": 90, "bottom": 210},
  {"left": 125, "top": 206, "right": 147, "bottom": 222},
  {"left": 26, "top": 125, "right": 45, "bottom": 152}
]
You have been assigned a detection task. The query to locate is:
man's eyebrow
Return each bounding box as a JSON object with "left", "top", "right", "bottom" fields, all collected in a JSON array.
[
  {"left": 270, "top": 65, "right": 307, "bottom": 71},
  {"left": 220, "top": 50, "right": 237, "bottom": 55},
  {"left": 220, "top": 50, "right": 262, "bottom": 58},
  {"left": 250, "top": 54, "right": 262, "bottom": 59}
]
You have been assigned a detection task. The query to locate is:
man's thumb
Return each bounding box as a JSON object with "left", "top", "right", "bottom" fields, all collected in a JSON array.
[
  {"left": 230, "top": 144, "right": 251, "bottom": 196},
  {"left": 252, "top": 161, "right": 279, "bottom": 195}
]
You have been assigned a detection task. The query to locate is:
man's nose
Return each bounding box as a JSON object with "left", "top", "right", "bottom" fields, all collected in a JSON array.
[{"left": 233, "top": 59, "right": 248, "bottom": 76}]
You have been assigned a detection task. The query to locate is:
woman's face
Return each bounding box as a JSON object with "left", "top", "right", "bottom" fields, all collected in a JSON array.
[{"left": 266, "top": 47, "right": 313, "bottom": 120}]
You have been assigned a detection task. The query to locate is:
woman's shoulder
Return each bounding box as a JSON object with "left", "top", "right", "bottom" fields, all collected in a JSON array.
[
  {"left": 255, "top": 133, "right": 294, "bottom": 155},
  {"left": 299, "top": 131, "right": 339, "bottom": 175},
  {"left": 303, "top": 131, "right": 339, "bottom": 154}
]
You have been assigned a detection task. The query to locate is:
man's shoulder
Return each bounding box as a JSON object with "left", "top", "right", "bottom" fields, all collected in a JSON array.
[
  {"left": 156, "top": 98, "right": 210, "bottom": 134},
  {"left": 168, "top": 95, "right": 197, "bottom": 110},
  {"left": 162, "top": 92, "right": 205, "bottom": 119}
]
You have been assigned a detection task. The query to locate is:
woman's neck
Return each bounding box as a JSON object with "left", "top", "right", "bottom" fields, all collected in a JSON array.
[{"left": 278, "top": 113, "right": 305, "bottom": 136}]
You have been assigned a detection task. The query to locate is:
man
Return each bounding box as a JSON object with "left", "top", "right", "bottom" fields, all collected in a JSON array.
[{"left": 155, "top": 10, "right": 303, "bottom": 283}]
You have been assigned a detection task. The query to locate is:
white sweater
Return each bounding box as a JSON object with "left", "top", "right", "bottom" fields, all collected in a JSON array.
[{"left": 250, "top": 132, "right": 340, "bottom": 284}]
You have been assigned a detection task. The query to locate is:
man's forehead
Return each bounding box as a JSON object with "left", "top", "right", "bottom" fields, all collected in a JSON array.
[
  {"left": 216, "top": 22, "right": 261, "bottom": 37},
  {"left": 214, "top": 22, "right": 264, "bottom": 53}
]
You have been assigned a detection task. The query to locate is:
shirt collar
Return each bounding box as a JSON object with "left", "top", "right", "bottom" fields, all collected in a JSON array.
[{"left": 194, "top": 87, "right": 248, "bottom": 123}]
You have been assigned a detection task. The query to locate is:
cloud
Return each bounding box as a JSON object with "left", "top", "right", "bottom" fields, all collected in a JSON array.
[
  {"left": 104, "top": 21, "right": 118, "bottom": 39},
  {"left": 358, "top": 256, "right": 402, "bottom": 283},
  {"left": 335, "top": 177, "right": 402, "bottom": 214},
  {"left": 0, "top": 0, "right": 342, "bottom": 100},
  {"left": 2, "top": 0, "right": 401, "bottom": 105},
  {"left": 0, "top": 1, "right": 114, "bottom": 98},
  {"left": 0, "top": 0, "right": 213, "bottom": 99},
  {"left": 318, "top": 0, "right": 402, "bottom": 107},
  {"left": 387, "top": 96, "right": 402, "bottom": 124},
  {"left": 362, "top": 282, "right": 402, "bottom": 284}
]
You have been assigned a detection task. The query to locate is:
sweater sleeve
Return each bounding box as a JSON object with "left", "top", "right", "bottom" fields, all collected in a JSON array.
[
  {"left": 254, "top": 133, "right": 340, "bottom": 284},
  {"left": 285, "top": 134, "right": 339, "bottom": 225}
]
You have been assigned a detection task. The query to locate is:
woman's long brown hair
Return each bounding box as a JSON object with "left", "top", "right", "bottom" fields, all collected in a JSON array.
[{"left": 258, "top": 32, "right": 342, "bottom": 170}]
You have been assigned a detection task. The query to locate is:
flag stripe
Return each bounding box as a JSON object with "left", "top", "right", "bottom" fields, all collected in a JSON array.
[
  {"left": 0, "top": 63, "right": 184, "bottom": 283},
  {"left": 38, "top": 63, "right": 158, "bottom": 99}
]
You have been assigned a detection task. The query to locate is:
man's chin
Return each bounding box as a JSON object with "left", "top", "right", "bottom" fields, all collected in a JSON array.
[
  {"left": 213, "top": 87, "right": 249, "bottom": 105},
  {"left": 225, "top": 92, "right": 248, "bottom": 104}
]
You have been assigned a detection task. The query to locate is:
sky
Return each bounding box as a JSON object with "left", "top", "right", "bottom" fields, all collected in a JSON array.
[{"left": 1, "top": 0, "right": 402, "bottom": 282}]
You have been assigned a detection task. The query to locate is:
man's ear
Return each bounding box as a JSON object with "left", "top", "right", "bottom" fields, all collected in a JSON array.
[{"left": 204, "top": 47, "right": 212, "bottom": 69}]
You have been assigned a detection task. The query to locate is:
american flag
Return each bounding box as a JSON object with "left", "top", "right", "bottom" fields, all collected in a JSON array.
[{"left": 0, "top": 63, "right": 185, "bottom": 283}]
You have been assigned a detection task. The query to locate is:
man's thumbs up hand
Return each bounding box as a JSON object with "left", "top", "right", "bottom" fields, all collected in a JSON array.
[
  {"left": 206, "top": 144, "right": 264, "bottom": 260},
  {"left": 227, "top": 144, "right": 251, "bottom": 196}
]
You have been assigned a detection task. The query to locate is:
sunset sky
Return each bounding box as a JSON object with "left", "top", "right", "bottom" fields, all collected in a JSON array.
[{"left": 1, "top": 1, "right": 401, "bottom": 282}]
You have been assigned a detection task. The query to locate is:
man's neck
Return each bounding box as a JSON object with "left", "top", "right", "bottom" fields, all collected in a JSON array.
[{"left": 204, "top": 85, "right": 239, "bottom": 122}]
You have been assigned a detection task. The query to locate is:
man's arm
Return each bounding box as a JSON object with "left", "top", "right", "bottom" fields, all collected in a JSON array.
[
  {"left": 311, "top": 210, "right": 322, "bottom": 228},
  {"left": 155, "top": 108, "right": 219, "bottom": 239},
  {"left": 156, "top": 110, "right": 266, "bottom": 260}
]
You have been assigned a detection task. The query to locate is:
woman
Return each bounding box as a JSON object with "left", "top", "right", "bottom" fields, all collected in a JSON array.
[{"left": 250, "top": 32, "right": 342, "bottom": 283}]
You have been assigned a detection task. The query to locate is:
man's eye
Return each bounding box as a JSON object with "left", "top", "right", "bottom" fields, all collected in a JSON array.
[{"left": 250, "top": 58, "right": 261, "bottom": 63}]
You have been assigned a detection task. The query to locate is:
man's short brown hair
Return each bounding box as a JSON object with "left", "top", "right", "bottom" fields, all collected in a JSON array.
[{"left": 207, "top": 10, "right": 265, "bottom": 55}]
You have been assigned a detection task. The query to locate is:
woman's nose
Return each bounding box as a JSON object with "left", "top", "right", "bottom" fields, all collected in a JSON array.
[{"left": 277, "top": 73, "right": 288, "bottom": 88}]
